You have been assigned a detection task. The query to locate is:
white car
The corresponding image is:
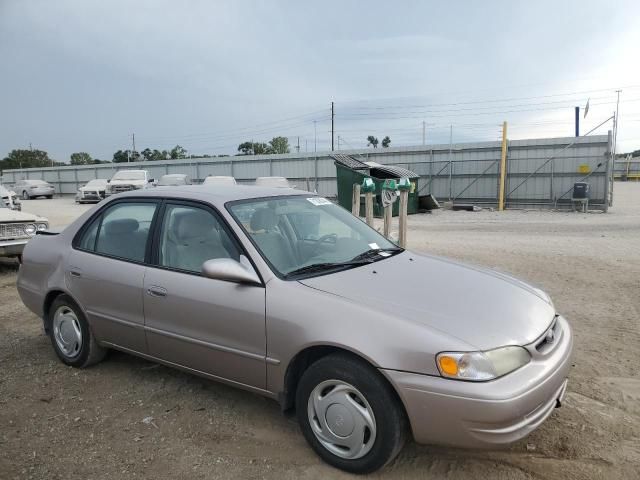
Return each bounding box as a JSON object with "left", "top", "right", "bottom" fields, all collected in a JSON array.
[
  {"left": 0, "top": 185, "right": 21, "bottom": 211},
  {"left": 157, "top": 174, "right": 192, "bottom": 186},
  {"left": 0, "top": 200, "right": 48, "bottom": 258},
  {"left": 106, "top": 170, "right": 154, "bottom": 196},
  {"left": 202, "top": 176, "right": 237, "bottom": 186},
  {"left": 255, "top": 176, "right": 292, "bottom": 188},
  {"left": 75, "top": 179, "right": 108, "bottom": 203}
]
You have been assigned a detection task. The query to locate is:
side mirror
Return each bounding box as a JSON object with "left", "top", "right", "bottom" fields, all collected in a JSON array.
[
  {"left": 201, "top": 258, "right": 261, "bottom": 285},
  {"left": 148, "top": 178, "right": 154, "bottom": 183},
  {"left": 107, "top": 179, "right": 110, "bottom": 183}
]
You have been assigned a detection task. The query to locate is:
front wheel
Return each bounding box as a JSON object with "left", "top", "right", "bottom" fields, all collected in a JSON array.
[
  {"left": 22, "top": 191, "right": 30, "bottom": 200},
  {"left": 295, "top": 353, "right": 407, "bottom": 474},
  {"left": 49, "top": 294, "right": 107, "bottom": 368}
]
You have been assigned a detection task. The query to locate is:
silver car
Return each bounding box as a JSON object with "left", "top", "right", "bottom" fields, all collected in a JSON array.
[
  {"left": 13, "top": 179, "right": 55, "bottom": 199},
  {"left": 17, "top": 186, "right": 572, "bottom": 474}
]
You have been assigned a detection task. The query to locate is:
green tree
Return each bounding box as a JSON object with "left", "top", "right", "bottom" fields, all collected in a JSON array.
[
  {"left": 237, "top": 142, "right": 269, "bottom": 155},
  {"left": 268, "top": 136, "right": 290, "bottom": 154},
  {"left": 170, "top": 145, "right": 187, "bottom": 159},
  {"left": 141, "top": 148, "right": 153, "bottom": 161},
  {"left": 70, "top": 152, "right": 92, "bottom": 165},
  {"left": 1, "top": 149, "right": 56, "bottom": 169},
  {"left": 381, "top": 136, "right": 391, "bottom": 148},
  {"left": 367, "top": 135, "right": 379, "bottom": 148},
  {"left": 113, "top": 150, "right": 131, "bottom": 163}
]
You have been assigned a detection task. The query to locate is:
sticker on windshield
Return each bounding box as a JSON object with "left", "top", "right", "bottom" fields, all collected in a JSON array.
[
  {"left": 307, "top": 197, "right": 332, "bottom": 206},
  {"left": 368, "top": 243, "right": 380, "bottom": 250}
]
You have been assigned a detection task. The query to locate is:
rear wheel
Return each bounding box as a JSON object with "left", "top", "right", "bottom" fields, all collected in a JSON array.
[
  {"left": 295, "top": 353, "right": 407, "bottom": 474},
  {"left": 49, "top": 295, "right": 106, "bottom": 368},
  {"left": 46, "top": 195, "right": 53, "bottom": 199}
]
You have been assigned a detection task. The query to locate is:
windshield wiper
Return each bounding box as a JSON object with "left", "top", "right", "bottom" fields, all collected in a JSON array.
[
  {"left": 284, "top": 259, "right": 373, "bottom": 279},
  {"left": 350, "top": 247, "right": 404, "bottom": 262}
]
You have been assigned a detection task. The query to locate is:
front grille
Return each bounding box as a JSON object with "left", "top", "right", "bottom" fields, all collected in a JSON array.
[
  {"left": 111, "top": 185, "right": 136, "bottom": 193},
  {"left": 0, "top": 223, "right": 28, "bottom": 240}
]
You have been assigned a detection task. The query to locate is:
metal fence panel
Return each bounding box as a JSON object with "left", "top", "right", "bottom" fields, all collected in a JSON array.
[{"left": 1, "top": 135, "right": 611, "bottom": 209}]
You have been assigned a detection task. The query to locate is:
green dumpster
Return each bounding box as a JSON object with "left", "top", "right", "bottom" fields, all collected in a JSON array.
[{"left": 332, "top": 154, "right": 420, "bottom": 217}]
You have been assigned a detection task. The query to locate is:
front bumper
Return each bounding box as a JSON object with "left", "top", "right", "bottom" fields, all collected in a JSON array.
[
  {"left": 0, "top": 239, "right": 28, "bottom": 256},
  {"left": 383, "top": 315, "right": 573, "bottom": 448}
]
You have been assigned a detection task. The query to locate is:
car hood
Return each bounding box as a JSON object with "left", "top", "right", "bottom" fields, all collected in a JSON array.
[
  {"left": 80, "top": 185, "right": 105, "bottom": 191},
  {"left": 109, "top": 179, "right": 146, "bottom": 185},
  {"left": 299, "top": 251, "right": 555, "bottom": 351},
  {"left": 0, "top": 209, "right": 46, "bottom": 223}
]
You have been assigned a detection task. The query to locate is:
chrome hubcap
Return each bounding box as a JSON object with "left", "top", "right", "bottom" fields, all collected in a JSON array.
[
  {"left": 307, "top": 380, "right": 376, "bottom": 459},
  {"left": 52, "top": 306, "right": 83, "bottom": 359}
]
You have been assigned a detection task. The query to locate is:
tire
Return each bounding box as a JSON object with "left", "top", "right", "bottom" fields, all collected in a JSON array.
[
  {"left": 46, "top": 195, "right": 53, "bottom": 199},
  {"left": 48, "top": 294, "right": 107, "bottom": 368},
  {"left": 22, "top": 190, "right": 30, "bottom": 200},
  {"left": 295, "top": 353, "right": 407, "bottom": 474}
]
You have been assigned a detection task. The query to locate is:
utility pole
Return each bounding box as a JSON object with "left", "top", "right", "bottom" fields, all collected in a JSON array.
[
  {"left": 574, "top": 107, "right": 580, "bottom": 137},
  {"left": 331, "top": 101, "right": 335, "bottom": 151},
  {"left": 337, "top": 136, "right": 341, "bottom": 150},
  {"left": 422, "top": 121, "right": 426, "bottom": 145},
  {"left": 296, "top": 136, "right": 300, "bottom": 153},
  {"left": 614, "top": 89, "right": 621, "bottom": 155},
  {"left": 132, "top": 133, "right": 136, "bottom": 160},
  {"left": 29, "top": 142, "right": 33, "bottom": 151},
  {"left": 314, "top": 120, "right": 317, "bottom": 153}
]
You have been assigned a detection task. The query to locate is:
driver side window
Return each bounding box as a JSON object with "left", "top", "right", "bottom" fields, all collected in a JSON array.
[{"left": 158, "top": 204, "right": 240, "bottom": 273}]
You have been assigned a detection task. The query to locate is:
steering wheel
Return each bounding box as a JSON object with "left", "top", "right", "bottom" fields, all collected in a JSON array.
[{"left": 312, "top": 233, "right": 338, "bottom": 254}]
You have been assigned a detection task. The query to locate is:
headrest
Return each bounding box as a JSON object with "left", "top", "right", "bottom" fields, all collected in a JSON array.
[
  {"left": 175, "top": 209, "right": 216, "bottom": 240},
  {"left": 104, "top": 218, "right": 139, "bottom": 235},
  {"left": 250, "top": 208, "right": 278, "bottom": 232}
]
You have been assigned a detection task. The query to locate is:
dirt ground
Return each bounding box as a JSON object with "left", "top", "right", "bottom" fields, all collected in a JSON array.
[{"left": 1, "top": 184, "right": 639, "bottom": 480}]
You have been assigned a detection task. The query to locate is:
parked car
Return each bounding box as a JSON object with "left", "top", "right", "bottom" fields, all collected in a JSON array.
[
  {"left": 202, "top": 175, "right": 236, "bottom": 186},
  {"left": 105, "top": 170, "right": 154, "bottom": 196},
  {"left": 0, "top": 185, "right": 21, "bottom": 211},
  {"left": 75, "top": 179, "right": 108, "bottom": 203},
  {"left": 16, "top": 186, "right": 572, "bottom": 474},
  {"left": 255, "top": 176, "right": 292, "bottom": 188},
  {"left": 13, "top": 179, "right": 55, "bottom": 199},
  {"left": 157, "top": 174, "right": 192, "bottom": 186},
  {"left": 0, "top": 200, "right": 48, "bottom": 258}
]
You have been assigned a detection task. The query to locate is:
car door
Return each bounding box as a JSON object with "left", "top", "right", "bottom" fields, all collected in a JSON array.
[
  {"left": 67, "top": 199, "right": 159, "bottom": 353},
  {"left": 143, "top": 201, "right": 267, "bottom": 390}
]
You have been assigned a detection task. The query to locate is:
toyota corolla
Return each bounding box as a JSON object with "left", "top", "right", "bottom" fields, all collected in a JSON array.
[{"left": 17, "top": 185, "right": 572, "bottom": 474}]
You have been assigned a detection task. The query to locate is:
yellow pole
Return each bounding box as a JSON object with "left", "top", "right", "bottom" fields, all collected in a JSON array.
[{"left": 498, "top": 121, "right": 508, "bottom": 211}]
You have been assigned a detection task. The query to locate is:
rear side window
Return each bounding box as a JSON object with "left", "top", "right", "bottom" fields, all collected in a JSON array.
[{"left": 78, "top": 202, "right": 157, "bottom": 262}]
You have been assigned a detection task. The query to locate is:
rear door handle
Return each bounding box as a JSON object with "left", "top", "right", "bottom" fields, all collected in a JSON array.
[{"left": 147, "top": 286, "right": 168, "bottom": 298}]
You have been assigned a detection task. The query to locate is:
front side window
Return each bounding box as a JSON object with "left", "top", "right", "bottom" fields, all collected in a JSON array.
[
  {"left": 78, "top": 202, "right": 157, "bottom": 262},
  {"left": 158, "top": 204, "right": 240, "bottom": 273},
  {"left": 228, "top": 196, "right": 400, "bottom": 278}
]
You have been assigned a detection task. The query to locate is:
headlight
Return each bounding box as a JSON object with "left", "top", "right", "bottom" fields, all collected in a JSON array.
[
  {"left": 436, "top": 346, "right": 530, "bottom": 381},
  {"left": 24, "top": 224, "right": 37, "bottom": 235},
  {"left": 37, "top": 223, "right": 48, "bottom": 231}
]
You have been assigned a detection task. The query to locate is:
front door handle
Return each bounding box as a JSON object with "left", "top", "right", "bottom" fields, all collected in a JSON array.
[
  {"left": 147, "top": 286, "right": 168, "bottom": 298},
  {"left": 69, "top": 269, "right": 82, "bottom": 278}
]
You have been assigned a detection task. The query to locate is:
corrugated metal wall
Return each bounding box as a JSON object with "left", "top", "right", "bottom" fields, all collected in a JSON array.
[{"left": 1, "top": 134, "right": 612, "bottom": 209}]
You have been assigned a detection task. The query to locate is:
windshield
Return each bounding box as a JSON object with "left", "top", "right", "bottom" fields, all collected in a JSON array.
[
  {"left": 27, "top": 180, "right": 48, "bottom": 185},
  {"left": 112, "top": 171, "right": 145, "bottom": 181},
  {"left": 228, "top": 196, "right": 399, "bottom": 278}
]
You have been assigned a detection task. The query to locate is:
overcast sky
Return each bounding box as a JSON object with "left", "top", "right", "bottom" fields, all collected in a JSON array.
[{"left": 1, "top": 0, "right": 639, "bottom": 162}]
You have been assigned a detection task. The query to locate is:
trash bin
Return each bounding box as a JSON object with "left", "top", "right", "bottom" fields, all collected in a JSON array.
[{"left": 332, "top": 154, "right": 420, "bottom": 217}]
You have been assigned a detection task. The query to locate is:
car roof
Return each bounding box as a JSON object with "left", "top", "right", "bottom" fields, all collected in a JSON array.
[{"left": 115, "top": 184, "right": 313, "bottom": 204}]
